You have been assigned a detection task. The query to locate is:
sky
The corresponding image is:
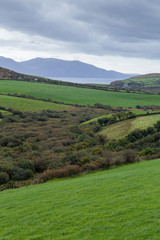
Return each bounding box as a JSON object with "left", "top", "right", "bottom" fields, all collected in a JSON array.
[{"left": 0, "top": 0, "right": 160, "bottom": 74}]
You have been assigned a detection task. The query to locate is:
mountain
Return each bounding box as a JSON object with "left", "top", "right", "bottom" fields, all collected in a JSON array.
[{"left": 0, "top": 56, "right": 133, "bottom": 80}]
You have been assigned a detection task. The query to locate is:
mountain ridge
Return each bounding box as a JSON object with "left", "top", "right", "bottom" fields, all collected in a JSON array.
[{"left": 0, "top": 56, "right": 133, "bottom": 80}]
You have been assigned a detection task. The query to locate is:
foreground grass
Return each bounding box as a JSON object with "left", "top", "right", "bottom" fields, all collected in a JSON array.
[
  {"left": 101, "top": 114, "right": 160, "bottom": 139},
  {"left": 0, "top": 95, "right": 71, "bottom": 111},
  {"left": 1, "top": 80, "right": 160, "bottom": 108},
  {"left": 1, "top": 159, "right": 160, "bottom": 239}
]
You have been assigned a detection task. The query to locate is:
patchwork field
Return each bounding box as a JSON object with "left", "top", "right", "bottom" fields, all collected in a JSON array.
[
  {"left": 0, "top": 95, "right": 71, "bottom": 112},
  {"left": 100, "top": 114, "right": 160, "bottom": 139},
  {"left": 0, "top": 80, "right": 160, "bottom": 108},
  {"left": 1, "top": 159, "right": 160, "bottom": 240}
]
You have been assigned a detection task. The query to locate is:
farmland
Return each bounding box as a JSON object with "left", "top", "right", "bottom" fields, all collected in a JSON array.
[
  {"left": 0, "top": 70, "right": 160, "bottom": 240},
  {"left": 0, "top": 80, "right": 160, "bottom": 108},
  {"left": 100, "top": 114, "right": 160, "bottom": 139},
  {"left": 1, "top": 159, "right": 160, "bottom": 240},
  {"left": 0, "top": 94, "right": 71, "bottom": 112},
  {"left": 111, "top": 73, "right": 160, "bottom": 91}
]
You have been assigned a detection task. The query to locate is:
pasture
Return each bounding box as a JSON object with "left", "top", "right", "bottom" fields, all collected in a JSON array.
[
  {"left": 1, "top": 159, "right": 160, "bottom": 239},
  {"left": 0, "top": 80, "right": 160, "bottom": 108},
  {"left": 100, "top": 114, "right": 160, "bottom": 139},
  {"left": 0, "top": 95, "right": 71, "bottom": 112}
]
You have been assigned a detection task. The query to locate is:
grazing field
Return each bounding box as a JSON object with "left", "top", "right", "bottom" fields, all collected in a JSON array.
[
  {"left": 100, "top": 114, "right": 160, "bottom": 139},
  {"left": 0, "top": 95, "right": 71, "bottom": 111},
  {"left": 124, "top": 77, "right": 160, "bottom": 87},
  {"left": 0, "top": 80, "right": 160, "bottom": 107},
  {"left": 1, "top": 159, "right": 160, "bottom": 240}
]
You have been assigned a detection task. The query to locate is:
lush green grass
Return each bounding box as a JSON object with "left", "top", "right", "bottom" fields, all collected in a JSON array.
[
  {"left": 0, "top": 95, "right": 71, "bottom": 112},
  {"left": 1, "top": 159, "right": 160, "bottom": 239},
  {"left": 0, "top": 80, "right": 160, "bottom": 108},
  {"left": 100, "top": 114, "right": 160, "bottom": 139}
]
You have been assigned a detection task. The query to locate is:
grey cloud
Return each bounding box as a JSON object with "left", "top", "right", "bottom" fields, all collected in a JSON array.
[{"left": 1, "top": 0, "right": 160, "bottom": 58}]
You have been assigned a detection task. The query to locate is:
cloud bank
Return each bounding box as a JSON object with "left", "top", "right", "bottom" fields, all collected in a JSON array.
[{"left": 0, "top": 0, "right": 160, "bottom": 73}]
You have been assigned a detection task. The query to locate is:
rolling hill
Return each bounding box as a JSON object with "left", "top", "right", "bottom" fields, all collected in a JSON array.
[
  {"left": 0, "top": 80, "right": 160, "bottom": 108},
  {"left": 1, "top": 159, "right": 160, "bottom": 240},
  {"left": 110, "top": 73, "right": 160, "bottom": 91}
]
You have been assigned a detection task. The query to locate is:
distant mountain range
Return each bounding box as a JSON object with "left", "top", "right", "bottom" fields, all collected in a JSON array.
[{"left": 0, "top": 56, "right": 133, "bottom": 80}]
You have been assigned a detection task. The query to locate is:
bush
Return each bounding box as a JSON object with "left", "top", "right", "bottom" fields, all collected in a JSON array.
[
  {"left": 122, "top": 149, "right": 139, "bottom": 163},
  {"left": 25, "top": 169, "right": 34, "bottom": 178},
  {"left": 37, "top": 165, "right": 82, "bottom": 183},
  {"left": 17, "top": 159, "right": 34, "bottom": 171},
  {"left": 0, "top": 161, "right": 14, "bottom": 175},
  {"left": 11, "top": 167, "right": 28, "bottom": 181},
  {"left": 0, "top": 172, "right": 10, "bottom": 184}
]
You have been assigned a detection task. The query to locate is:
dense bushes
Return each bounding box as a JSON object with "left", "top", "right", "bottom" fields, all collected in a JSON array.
[
  {"left": 37, "top": 149, "right": 139, "bottom": 184},
  {"left": 0, "top": 107, "right": 158, "bottom": 190}
]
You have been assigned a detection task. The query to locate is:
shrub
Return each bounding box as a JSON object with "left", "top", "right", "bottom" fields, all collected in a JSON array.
[
  {"left": 17, "top": 159, "right": 34, "bottom": 171},
  {"left": 25, "top": 169, "right": 34, "bottom": 178},
  {"left": 0, "top": 161, "right": 14, "bottom": 175},
  {"left": 122, "top": 149, "right": 139, "bottom": 163},
  {"left": 37, "top": 165, "right": 82, "bottom": 183},
  {"left": 11, "top": 167, "right": 27, "bottom": 181},
  {"left": 0, "top": 172, "right": 10, "bottom": 184}
]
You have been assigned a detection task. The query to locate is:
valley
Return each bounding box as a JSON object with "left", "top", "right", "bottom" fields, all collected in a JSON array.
[{"left": 0, "top": 67, "right": 160, "bottom": 239}]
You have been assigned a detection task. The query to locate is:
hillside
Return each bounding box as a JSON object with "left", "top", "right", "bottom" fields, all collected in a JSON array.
[
  {"left": 1, "top": 159, "right": 160, "bottom": 240},
  {"left": 0, "top": 56, "right": 133, "bottom": 79},
  {"left": 1, "top": 80, "right": 160, "bottom": 108},
  {"left": 110, "top": 73, "right": 160, "bottom": 92},
  {"left": 100, "top": 114, "right": 160, "bottom": 139}
]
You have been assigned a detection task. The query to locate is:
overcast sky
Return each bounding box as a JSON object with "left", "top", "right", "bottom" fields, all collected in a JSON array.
[{"left": 1, "top": 0, "right": 160, "bottom": 74}]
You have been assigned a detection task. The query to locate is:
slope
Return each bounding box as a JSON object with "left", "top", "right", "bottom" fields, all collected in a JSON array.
[
  {"left": 1, "top": 159, "right": 160, "bottom": 240},
  {"left": 1, "top": 80, "right": 160, "bottom": 108},
  {"left": 110, "top": 73, "right": 160, "bottom": 91}
]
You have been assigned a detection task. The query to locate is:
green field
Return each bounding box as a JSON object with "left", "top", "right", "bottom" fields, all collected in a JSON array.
[
  {"left": 1, "top": 159, "right": 160, "bottom": 239},
  {"left": 0, "top": 80, "right": 160, "bottom": 108},
  {"left": 100, "top": 114, "right": 160, "bottom": 139},
  {"left": 124, "top": 77, "right": 160, "bottom": 86},
  {"left": 0, "top": 95, "right": 71, "bottom": 112}
]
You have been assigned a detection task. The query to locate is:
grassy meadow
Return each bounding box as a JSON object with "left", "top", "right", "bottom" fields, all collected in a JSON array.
[
  {"left": 0, "top": 95, "right": 71, "bottom": 111},
  {"left": 0, "top": 80, "right": 160, "bottom": 108},
  {"left": 1, "top": 159, "right": 160, "bottom": 240},
  {"left": 100, "top": 114, "right": 160, "bottom": 139}
]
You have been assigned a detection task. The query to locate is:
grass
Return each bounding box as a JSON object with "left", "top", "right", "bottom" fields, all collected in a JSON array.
[
  {"left": 82, "top": 110, "right": 157, "bottom": 125},
  {"left": 0, "top": 110, "right": 11, "bottom": 115},
  {"left": 0, "top": 80, "right": 160, "bottom": 108},
  {"left": 82, "top": 113, "right": 113, "bottom": 124},
  {"left": 0, "top": 95, "right": 71, "bottom": 112},
  {"left": 1, "top": 159, "right": 160, "bottom": 239},
  {"left": 100, "top": 114, "right": 160, "bottom": 139}
]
